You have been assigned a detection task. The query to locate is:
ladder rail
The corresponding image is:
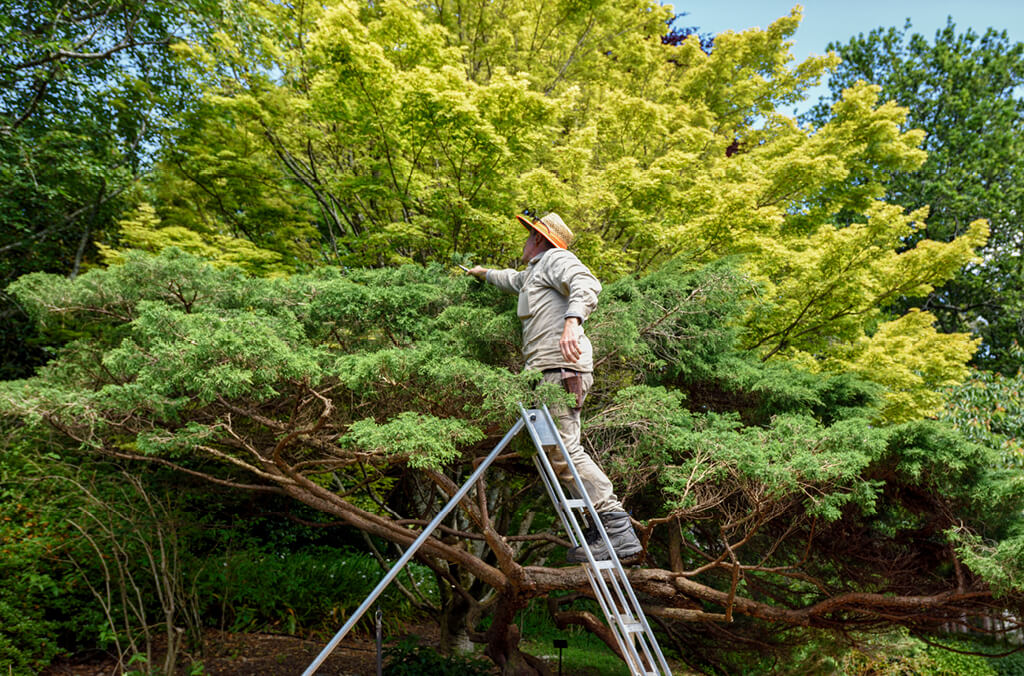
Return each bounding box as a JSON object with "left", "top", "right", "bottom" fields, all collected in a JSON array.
[
  {"left": 303, "top": 405, "right": 672, "bottom": 676},
  {"left": 301, "top": 417, "right": 526, "bottom": 676},
  {"left": 529, "top": 452, "right": 641, "bottom": 660},
  {"left": 541, "top": 404, "right": 671, "bottom": 676},
  {"left": 538, "top": 404, "right": 671, "bottom": 674},
  {"left": 530, "top": 454, "right": 642, "bottom": 669},
  {"left": 530, "top": 451, "right": 586, "bottom": 550},
  {"left": 528, "top": 454, "right": 638, "bottom": 655}
]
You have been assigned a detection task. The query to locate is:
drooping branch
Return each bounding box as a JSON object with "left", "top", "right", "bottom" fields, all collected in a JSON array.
[{"left": 261, "top": 123, "right": 353, "bottom": 239}]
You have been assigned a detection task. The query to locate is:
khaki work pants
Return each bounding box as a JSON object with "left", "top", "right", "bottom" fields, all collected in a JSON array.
[{"left": 540, "top": 370, "right": 624, "bottom": 513}]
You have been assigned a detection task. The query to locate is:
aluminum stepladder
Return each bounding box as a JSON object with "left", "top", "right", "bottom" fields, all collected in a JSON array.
[{"left": 301, "top": 404, "right": 672, "bottom": 676}]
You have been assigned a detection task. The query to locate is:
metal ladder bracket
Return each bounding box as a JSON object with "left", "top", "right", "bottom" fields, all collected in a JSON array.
[{"left": 524, "top": 408, "right": 561, "bottom": 446}]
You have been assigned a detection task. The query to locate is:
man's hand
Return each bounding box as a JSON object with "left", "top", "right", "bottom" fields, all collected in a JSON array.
[
  {"left": 560, "top": 317, "right": 582, "bottom": 363},
  {"left": 467, "top": 265, "right": 488, "bottom": 280}
]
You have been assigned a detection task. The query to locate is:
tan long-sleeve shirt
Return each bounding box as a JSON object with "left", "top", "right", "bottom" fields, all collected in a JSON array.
[{"left": 485, "top": 248, "right": 602, "bottom": 373}]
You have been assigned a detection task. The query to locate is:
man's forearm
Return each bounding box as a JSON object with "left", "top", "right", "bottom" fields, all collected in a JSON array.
[{"left": 478, "top": 267, "right": 524, "bottom": 293}]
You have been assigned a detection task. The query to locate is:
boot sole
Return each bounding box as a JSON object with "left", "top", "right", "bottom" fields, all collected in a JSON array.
[{"left": 565, "top": 548, "right": 644, "bottom": 565}]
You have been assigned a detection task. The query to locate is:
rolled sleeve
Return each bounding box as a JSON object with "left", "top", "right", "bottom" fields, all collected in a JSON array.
[{"left": 565, "top": 285, "right": 599, "bottom": 321}]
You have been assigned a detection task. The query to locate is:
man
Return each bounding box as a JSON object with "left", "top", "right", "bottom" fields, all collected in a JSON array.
[{"left": 467, "top": 212, "right": 643, "bottom": 563}]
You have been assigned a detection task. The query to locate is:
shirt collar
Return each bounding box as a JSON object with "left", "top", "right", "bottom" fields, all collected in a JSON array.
[{"left": 528, "top": 249, "right": 550, "bottom": 266}]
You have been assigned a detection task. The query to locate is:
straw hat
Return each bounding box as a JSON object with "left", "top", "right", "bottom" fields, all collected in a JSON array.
[{"left": 515, "top": 212, "right": 575, "bottom": 249}]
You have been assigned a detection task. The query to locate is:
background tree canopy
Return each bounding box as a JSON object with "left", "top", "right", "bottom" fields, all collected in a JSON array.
[
  {"left": 809, "top": 19, "right": 1024, "bottom": 376},
  {"left": 0, "top": 0, "right": 214, "bottom": 377},
  {"left": 153, "top": 2, "right": 987, "bottom": 421},
  {"left": 2, "top": 1, "right": 1023, "bottom": 675}
]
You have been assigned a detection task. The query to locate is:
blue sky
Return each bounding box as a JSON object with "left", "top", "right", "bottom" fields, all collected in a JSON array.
[{"left": 681, "top": 1, "right": 1024, "bottom": 113}]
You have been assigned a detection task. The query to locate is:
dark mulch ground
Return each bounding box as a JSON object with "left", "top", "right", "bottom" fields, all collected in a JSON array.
[
  {"left": 38, "top": 624, "right": 653, "bottom": 675},
  {"left": 41, "top": 625, "right": 440, "bottom": 676}
]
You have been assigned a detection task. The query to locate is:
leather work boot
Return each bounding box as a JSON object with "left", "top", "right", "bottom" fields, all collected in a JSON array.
[
  {"left": 569, "top": 521, "right": 599, "bottom": 552},
  {"left": 566, "top": 512, "right": 643, "bottom": 563}
]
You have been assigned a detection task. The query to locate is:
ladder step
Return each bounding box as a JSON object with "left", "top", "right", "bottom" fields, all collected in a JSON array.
[
  {"left": 563, "top": 499, "right": 586, "bottom": 509},
  {"left": 590, "top": 559, "right": 615, "bottom": 570},
  {"left": 620, "top": 620, "right": 644, "bottom": 633}
]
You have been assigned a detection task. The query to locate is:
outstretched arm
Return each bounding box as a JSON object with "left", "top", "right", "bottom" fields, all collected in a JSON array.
[{"left": 469, "top": 266, "right": 527, "bottom": 294}]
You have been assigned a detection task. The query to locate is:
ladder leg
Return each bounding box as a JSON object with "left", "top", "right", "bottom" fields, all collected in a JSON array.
[
  {"left": 532, "top": 454, "right": 586, "bottom": 550},
  {"left": 534, "top": 470, "right": 642, "bottom": 673},
  {"left": 525, "top": 421, "right": 639, "bottom": 669},
  {"left": 301, "top": 417, "right": 527, "bottom": 676},
  {"left": 525, "top": 412, "right": 646, "bottom": 672},
  {"left": 541, "top": 404, "right": 673, "bottom": 676},
  {"left": 532, "top": 449, "right": 638, "bottom": 666}
]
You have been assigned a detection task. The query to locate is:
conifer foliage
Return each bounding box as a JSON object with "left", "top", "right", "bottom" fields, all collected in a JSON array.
[{"left": 5, "top": 250, "right": 1023, "bottom": 672}]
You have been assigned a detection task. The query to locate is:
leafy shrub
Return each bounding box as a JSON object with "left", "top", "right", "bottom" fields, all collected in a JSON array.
[
  {"left": 838, "top": 633, "right": 1023, "bottom": 676},
  {"left": 923, "top": 636, "right": 1024, "bottom": 676},
  {"left": 990, "top": 646, "right": 1024, "bottom": 676},
  {"left": 195, "top": 546, "right": 435, "bottom": 635},
  {"left": 0, "top": 442, "right": 81, "bottom": 674},
  {"left": 0, "top": 598, "right": 61, "bottom": 676},
  {"left": 384, "top": 636, "right": 492, "bottom": 675},
  {"left": 923, "top": 639, "right": 999, "bottom": 676}
]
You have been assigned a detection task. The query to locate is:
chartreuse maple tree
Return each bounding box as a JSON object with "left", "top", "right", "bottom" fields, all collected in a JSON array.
[
  {"left": 151, "top": 1, "right": 985, "bottom": 419},
  {"left": 811, "top": 19, "right": 1024, "bottom": 376}
]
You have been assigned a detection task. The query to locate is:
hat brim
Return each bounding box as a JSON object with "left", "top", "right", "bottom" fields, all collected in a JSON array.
[
  {"left": 515, "top": 214, "right": 567, "bottom": 249},
  {"left": 515, "top": 214, "right": 535, "bottom": 230}
]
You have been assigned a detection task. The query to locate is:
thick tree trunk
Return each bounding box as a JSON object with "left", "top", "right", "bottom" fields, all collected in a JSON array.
[
  {"left": 437, "top": 566, "right": 474, "bottom": 654},
  {"left": 484, "top": 594, "right": 552, "bottom": 676}
]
